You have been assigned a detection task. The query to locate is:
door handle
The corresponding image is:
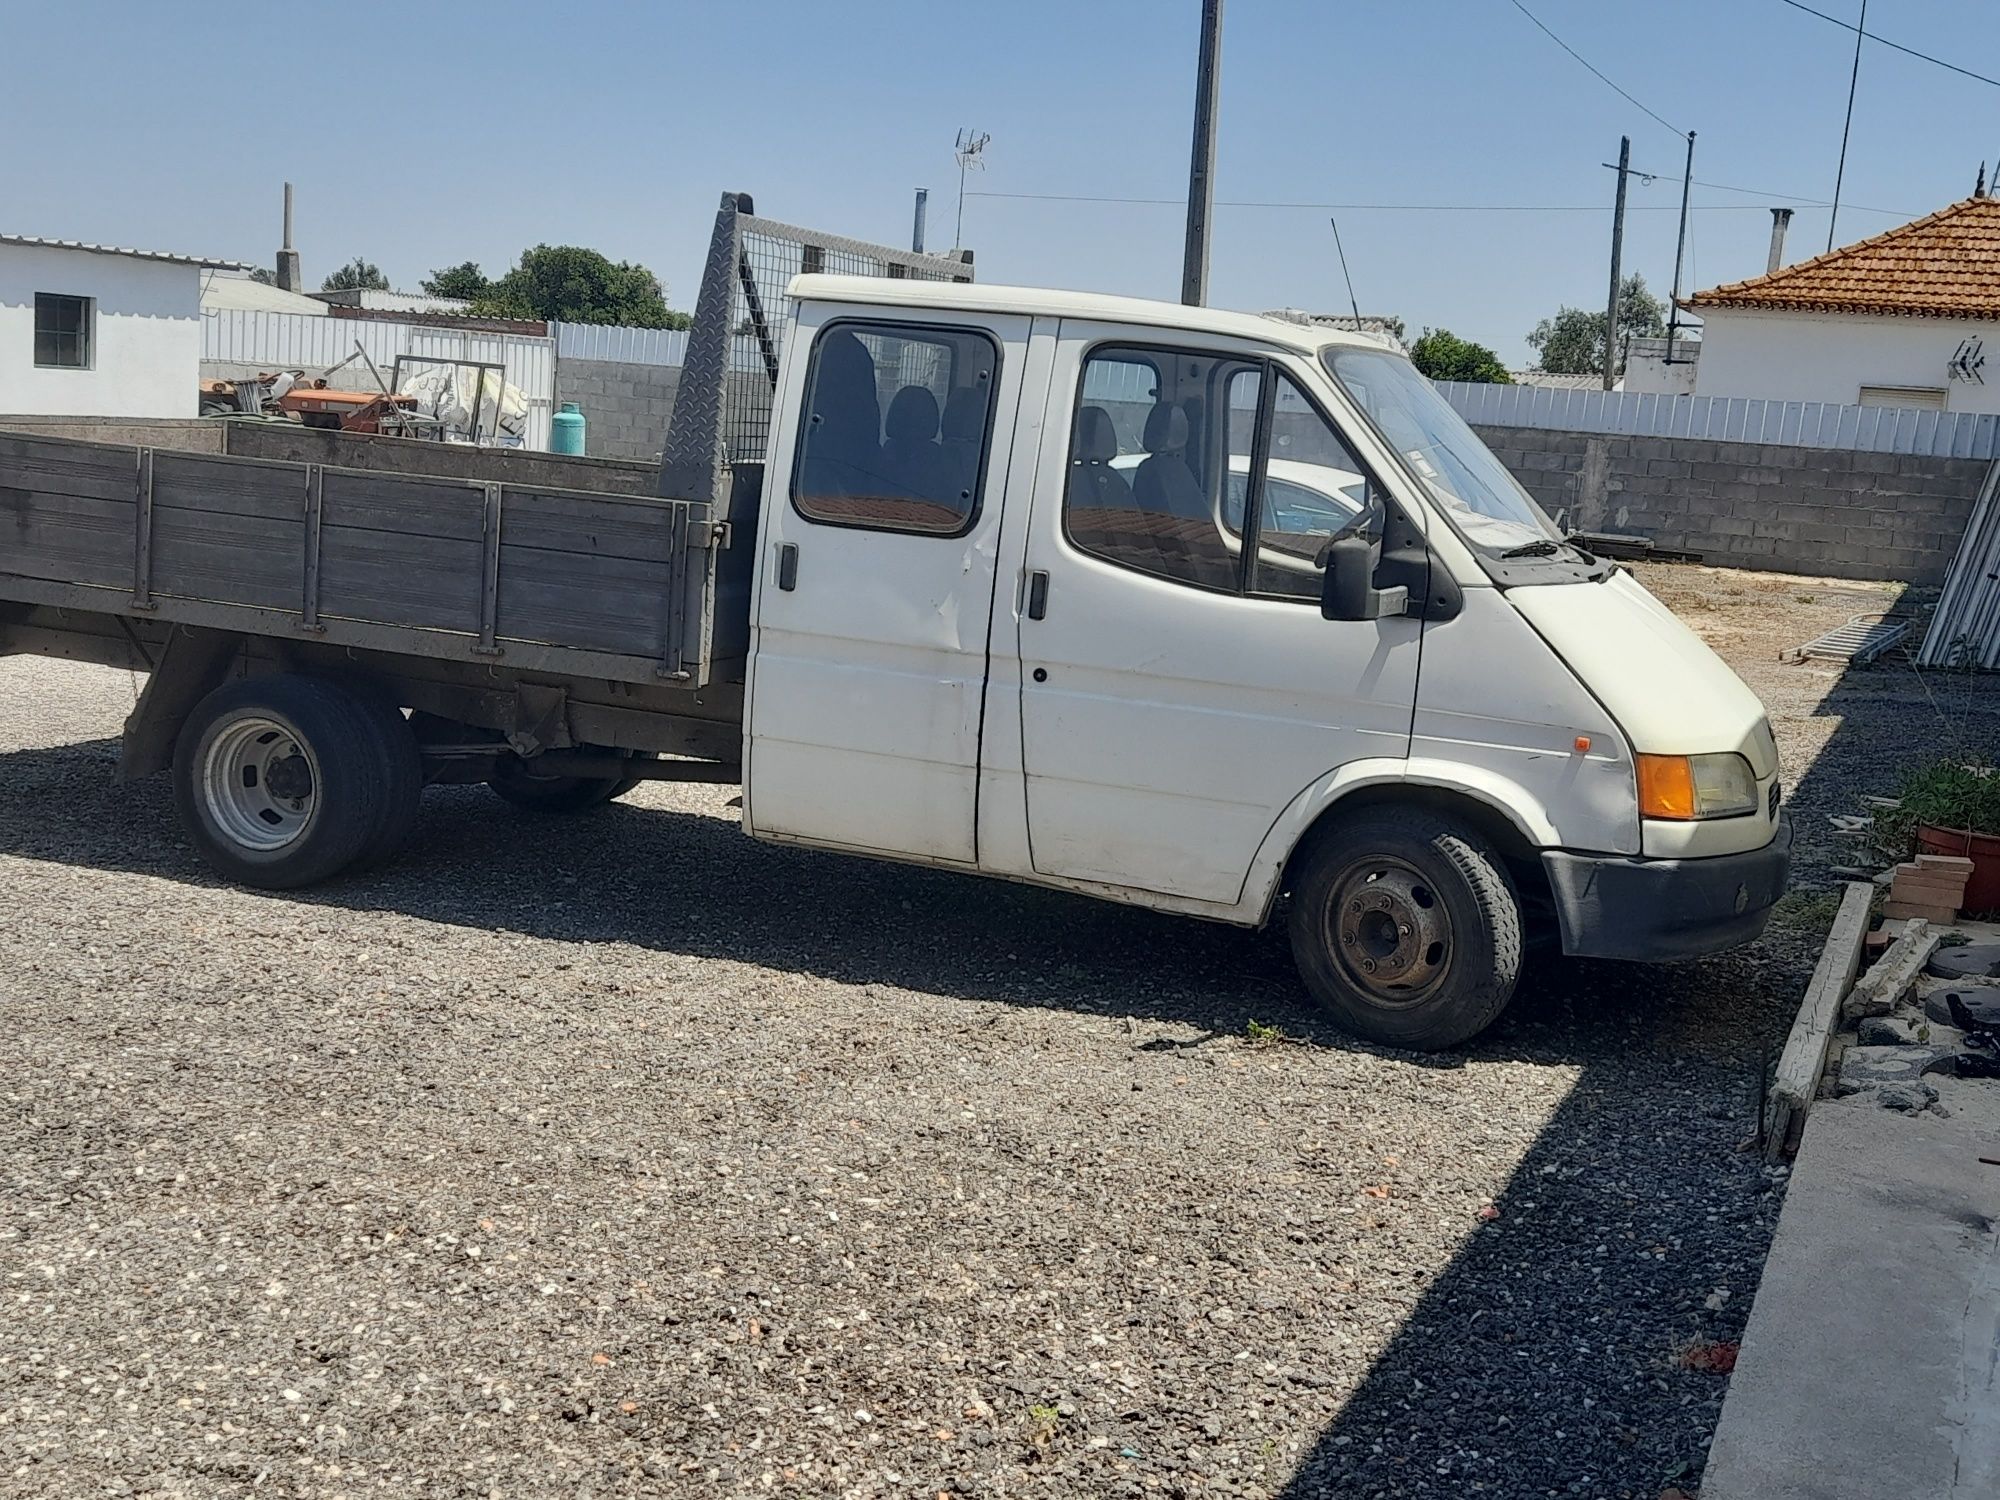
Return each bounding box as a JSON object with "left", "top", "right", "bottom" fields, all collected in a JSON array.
[
  {"left": 1026, "top": 570, "right": 1049, "bottom": 620},
  {"left": 776, "top": 542, "right": 799, "bottom": 592}
]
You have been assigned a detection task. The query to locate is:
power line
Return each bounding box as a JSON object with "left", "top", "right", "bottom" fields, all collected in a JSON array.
[
  {"left": 1503, "top": 0, "right": 1682, "bottom": 136},
  {"left": 964, "top": 189, "right": 1913, "bottom": 216},
  {"left": 1777, "top": 0, "right": 2000, "bottom": 90}
]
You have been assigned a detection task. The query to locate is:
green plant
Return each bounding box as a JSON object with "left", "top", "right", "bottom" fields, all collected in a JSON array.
[
  {"left": 1874, "top": 759, "right": 2000, "bottom": 854},
  {"left": 1770, "top": 889, "right": 1843, "bottom": 930},
  {"left": 1408, "top": 328, "right": 1512, "bottom": 384},
  {"left": 1025, "top": 1404, "right": 1061, "bottom": 1448},
  {"left": 1245, "top": 1018, "right": 1289, "bottom": 1046}
]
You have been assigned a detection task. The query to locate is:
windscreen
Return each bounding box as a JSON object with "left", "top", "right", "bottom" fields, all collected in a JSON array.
[{"left": 1321, "top": 346, "right": 1557, "bottom": 555}]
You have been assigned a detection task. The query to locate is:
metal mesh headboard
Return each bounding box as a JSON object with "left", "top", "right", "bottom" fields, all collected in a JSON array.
[{"left": 658, "top": 191, "right": 975, "bottom": 506}]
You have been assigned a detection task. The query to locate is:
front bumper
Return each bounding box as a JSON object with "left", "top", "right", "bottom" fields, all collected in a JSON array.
[{"left": 1542, "top": 814, "right": 1793, "bottom": 962}]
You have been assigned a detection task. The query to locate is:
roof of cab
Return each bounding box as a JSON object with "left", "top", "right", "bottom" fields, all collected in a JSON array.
[{"left": 786, "top": 274, "right": 1395, "bottom": 355}]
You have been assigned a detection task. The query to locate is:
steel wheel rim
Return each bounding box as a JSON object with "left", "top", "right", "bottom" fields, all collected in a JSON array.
[
  {"left": 1325, "top": 855, "right": 1454, "bottom": 1007},
  {"left": 201, "top": 715, "right": 318, "bottom": 852}
]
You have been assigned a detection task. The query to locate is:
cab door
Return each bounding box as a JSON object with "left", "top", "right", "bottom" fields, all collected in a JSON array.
[
  {"left": 745, "top": 308, "right": 1028, "bottom": 863},
  {"left": 1014, "top": 326, "right": 1423, "bottom": 904}
]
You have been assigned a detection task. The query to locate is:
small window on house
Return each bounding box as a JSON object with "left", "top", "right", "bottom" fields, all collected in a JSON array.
[
  {"left": 34, "top": 294, "right": 93, "bottom": 369},
  {"left": 792, "top": 320, "right": 998, "bottom": 534},
  {"left": 1858, "top": 384, "right": 1946, "bottom": 411}
]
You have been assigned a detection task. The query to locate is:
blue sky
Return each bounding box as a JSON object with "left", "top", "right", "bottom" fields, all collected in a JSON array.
[{"left": 4, "top": 1, "right": 1996, "bottom": 363}]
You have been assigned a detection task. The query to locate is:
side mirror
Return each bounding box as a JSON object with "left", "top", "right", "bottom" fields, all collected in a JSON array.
[{"left": 1320, "top": 530, "right": 1409, "bottom": 622}]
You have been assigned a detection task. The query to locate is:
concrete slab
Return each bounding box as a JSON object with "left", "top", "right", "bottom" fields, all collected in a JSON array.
[{"left": 1702, "top": 1098, "right": 2000, "bottom": 1499}]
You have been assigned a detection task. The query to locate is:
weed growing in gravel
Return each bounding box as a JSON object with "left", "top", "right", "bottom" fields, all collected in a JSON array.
[
  {"left": 1025, "top": 1404, "right": 1062, "bottom": 1450},
  {"left": 1245, "top": 1018, "right": 1290, "bottom": 1046},
  {"left": 1770, "top": 888, "right": 1844, "bottom": 931}
]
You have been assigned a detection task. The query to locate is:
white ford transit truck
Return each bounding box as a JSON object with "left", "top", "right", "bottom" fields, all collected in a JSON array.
[{"left": 0, "top": 195, "right": 1788, "bottom": 1048}]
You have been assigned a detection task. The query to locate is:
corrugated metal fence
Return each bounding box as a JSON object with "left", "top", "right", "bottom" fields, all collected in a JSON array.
[
  {"left": 551, "top": 322, "right": 689, "bottom": 367},
  {"left": 202, "top": 310, "right": 556, "bottom": 449},
  {"left": 1918, "top": 457, "right": 2000, "bottom": 667},
  {"left": 1437, "top": 380, "right": 2000, "bottom": 460}
]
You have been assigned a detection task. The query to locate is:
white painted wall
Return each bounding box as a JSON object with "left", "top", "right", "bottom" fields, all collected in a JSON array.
[
  {"left": 0, "top": 244, "right": 202, "bottom": 417},
  {"left": 1694, "top": 306, "right": 2000, "bottom": 413},
  {"left": 1621, "top": 336, "right": 1699, "bottom": 396}
]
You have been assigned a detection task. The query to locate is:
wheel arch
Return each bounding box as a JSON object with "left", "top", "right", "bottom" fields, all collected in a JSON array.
[{"left": 1247, "top": 759, "right": 1559, "bottom": 926}]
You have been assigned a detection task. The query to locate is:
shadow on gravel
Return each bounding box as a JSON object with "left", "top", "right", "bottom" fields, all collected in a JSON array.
[{"left": 0, "top": 730, "right": 1836, "bottom": 1494}]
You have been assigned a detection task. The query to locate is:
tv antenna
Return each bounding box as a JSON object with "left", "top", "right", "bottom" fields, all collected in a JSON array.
[{"left": 953, "top": 128, "right": 990, "bottom": 250}]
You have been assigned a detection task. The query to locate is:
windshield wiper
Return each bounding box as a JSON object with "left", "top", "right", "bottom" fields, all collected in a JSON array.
[{"left": 1500, "top": 534, "right": 1605, "bottom": 564}]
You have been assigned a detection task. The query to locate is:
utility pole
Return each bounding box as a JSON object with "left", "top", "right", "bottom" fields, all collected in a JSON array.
[
  {"left": 1827, "top": 0, "right": 1867, "bottom": 252},
  {"left": 1181, "top": 0, "right": 1224, "bottom": 306},
  {"left": 1665, "top": 131, "right": 1695, "bottom": 365},
  {"left": 1604, "top": 135, "right": 1630, "bottom": 392}
]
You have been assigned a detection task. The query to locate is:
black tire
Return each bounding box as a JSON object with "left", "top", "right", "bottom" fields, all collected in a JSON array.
[
  {"left": 171, "top": 675, "right": 389, "bottom": 889},
  {"left": 348, "top": 694, "right": 422, "bottom": 870},
  {"left": 486, "top": 749, "right": 636, "bottom": 813},
  {"left": 1287, "top": 805, "right": 1523, "bottom": 1050}
]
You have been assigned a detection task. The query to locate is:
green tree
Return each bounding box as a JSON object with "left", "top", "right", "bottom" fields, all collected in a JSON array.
[
  {"left": 247, "top": 267, "right": 277, "bottom": 286},
  {"left": 472, "top": 245, "right": 690, "bottom": 328},
  {"left": 1408, "top": 327, "right": 1512, "bottom": 384},
  {"left": 1526, "top": 274, "right": 1667, "bottom": 375},
  {"left": 321, "top": 258, "right": 390, "bottom": 293},
  {"left": 421, "top": 261, "right": 491, "bottom": 301}
]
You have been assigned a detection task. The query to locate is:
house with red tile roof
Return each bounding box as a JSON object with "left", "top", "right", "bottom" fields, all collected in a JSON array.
[{"left": 1681, "top": 194, "right": 2000, "bottom": 415}]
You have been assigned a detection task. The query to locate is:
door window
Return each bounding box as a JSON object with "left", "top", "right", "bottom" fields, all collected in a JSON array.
[
  {"left": 792, "top": 321, "right": 998, "bottom": 535},
  {"left": 1063, "top": 350, "right": 1376, "bottom": 601},
  {"left": 1063, "top": 346, "right": 1261, "bottom": 592},
  {"left": 1235, "top": 373, "right": 1372, "bottom": 601}
]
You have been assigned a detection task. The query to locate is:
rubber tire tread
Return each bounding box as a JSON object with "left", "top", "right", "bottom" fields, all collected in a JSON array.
[
  {"left": 171, "top": 675, "right": 389, "bottom": 890},
  {"left": 348, "top": 695, "right": 422, "bottom": 870},
  {"left": 1287, "top": 805, "right": 1523, "bottom": 1051}
]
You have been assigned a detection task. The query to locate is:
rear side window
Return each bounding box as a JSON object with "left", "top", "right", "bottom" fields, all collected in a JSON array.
[{"left": 792, "top": 321, "right": 998, "bottom": 534}]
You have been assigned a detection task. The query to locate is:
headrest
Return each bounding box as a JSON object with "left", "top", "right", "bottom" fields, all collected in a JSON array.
[
  {"left": 942, "top": 386, "right": 986, "bottom": 441},
  {"left": 1142, "top": 403, "right": 1190, "bottom": 453},
  {"left": 1072, "top": 405, "right": 1118, "bottom": 463},
  {"left": 885, "top": 385, "right": 940, "bottom": 442}
]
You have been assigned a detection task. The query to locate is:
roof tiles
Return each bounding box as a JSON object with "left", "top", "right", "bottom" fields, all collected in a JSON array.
[{"left": 1684, "top": 196, "right": 2000, "bottom": 320}]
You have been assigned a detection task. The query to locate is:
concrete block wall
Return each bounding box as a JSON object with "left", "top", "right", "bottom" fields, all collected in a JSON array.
[
  {"left": 1472, "top": 423, "right": 1986, "bottom": 586},
  {"left": 554, "top": 358, "right": 680, "bottom": 463}
]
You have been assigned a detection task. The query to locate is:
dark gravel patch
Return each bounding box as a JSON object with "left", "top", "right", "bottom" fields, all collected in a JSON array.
[{"left": 4, "top": 567, "right": 1982, "bottom": 1499}]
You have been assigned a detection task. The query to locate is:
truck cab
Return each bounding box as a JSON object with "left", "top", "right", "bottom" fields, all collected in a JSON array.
[{"left": 742, "top": 277, "right": 1789, "bottom": 1047}]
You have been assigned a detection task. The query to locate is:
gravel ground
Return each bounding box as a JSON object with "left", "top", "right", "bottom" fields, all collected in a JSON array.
[{"left": 3, "top": 564, "right": 1994, "bottom": 1500}]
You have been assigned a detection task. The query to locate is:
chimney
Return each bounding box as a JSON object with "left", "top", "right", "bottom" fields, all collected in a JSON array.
[
  {"left": 1767, "top": 207, "right": 1794, "bottom": 274},
  {"left": 275, "top": 181, "right": 302, "bottom": 292}
]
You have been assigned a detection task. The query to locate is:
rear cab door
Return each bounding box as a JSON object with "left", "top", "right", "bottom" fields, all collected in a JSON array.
[{"left": 743, "top": 299, "right": 1031, "bottom": 863}]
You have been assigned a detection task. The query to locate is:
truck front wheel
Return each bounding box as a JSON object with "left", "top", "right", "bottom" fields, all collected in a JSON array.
[
  {"left": 1287, "top": 806, "right": 1523, "bottom": 1050},
  {"left": 171, "top": 675, "right": 391, "bottom": 889}
]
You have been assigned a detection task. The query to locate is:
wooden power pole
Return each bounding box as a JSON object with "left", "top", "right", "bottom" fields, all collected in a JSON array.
[
  {"left": 1604, "top": 135, "right": 1630, "bottom": 391},
  {"left": 1181, "top": 0, "right": 1224, "bottom": 306}
]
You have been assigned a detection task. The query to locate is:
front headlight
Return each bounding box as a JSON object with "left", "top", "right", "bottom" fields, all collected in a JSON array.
[{"left": 1636, "top": 753, "right": 1760, "bottom": 820}]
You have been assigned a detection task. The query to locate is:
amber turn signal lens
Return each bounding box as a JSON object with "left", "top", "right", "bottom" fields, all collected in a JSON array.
[{"left": 1636, "top": 754, "right": 1698, "bottom": 820}]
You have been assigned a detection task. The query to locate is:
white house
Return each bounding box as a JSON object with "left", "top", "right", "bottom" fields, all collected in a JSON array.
[
  {"left": 0, "top": 234, "right": 247, "bottom": 418},
  {"left": 1683, "top": 195, "right": 2000, "bottom": 414}
]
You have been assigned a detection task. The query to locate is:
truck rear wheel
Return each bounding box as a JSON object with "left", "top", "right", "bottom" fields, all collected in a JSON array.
[
  {"left": 487, "top": 750, "right": 638, "bottom": 813},
  {"left": 349, "top": 693, "right": 422, "bottom": 869},
  {"left": 1287, "top": 806, "right": 1523, "bottom": 1050},
  {"left": 171, "top": 675, "right": 390, "bottom": 889}
]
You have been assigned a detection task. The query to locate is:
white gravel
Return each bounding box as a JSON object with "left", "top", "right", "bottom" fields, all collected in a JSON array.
[{"left": 4, "top": 564, "right": 1973, "bottom": 1498}]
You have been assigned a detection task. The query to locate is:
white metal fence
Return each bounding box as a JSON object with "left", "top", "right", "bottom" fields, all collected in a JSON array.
[
  {"left": 1437, "top": 380, "right": 2000, "bottom": 461},
  {"left": 551, "top": 322, "right": 689, "bottom": 367},
  {"left": 202, "top": 310, "right": 557, "bottom": 449}
]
